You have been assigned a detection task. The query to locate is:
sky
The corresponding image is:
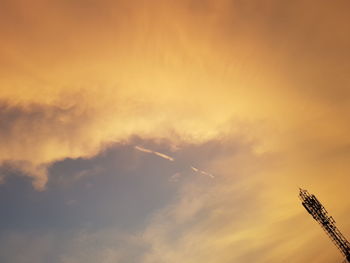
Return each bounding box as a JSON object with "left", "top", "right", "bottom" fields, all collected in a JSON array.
[{"left": 0, "top": 0, "right": 350, "bottom": 262}]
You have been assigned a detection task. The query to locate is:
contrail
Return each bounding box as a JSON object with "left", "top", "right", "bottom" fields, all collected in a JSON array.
[
  {"left": 134, "top": 146, "right": 174, "bottom": 161},
  {"left": 135, "top": 145, "right": 214, "bottom": 179},
  {"left": 191, "top": 166, "right": 215, "bottom": 178},
  {"left": 191, "top": 166, "right": 199, "bottom": 172},
  {"left": 153, "top": 151, "right": 174, "bottom": 161},
  {"left": 134, "top": 146, "right": 153, "bottom": 154},
  {"left": 200, "top": 170, "right": 215, "bottom": 179}
]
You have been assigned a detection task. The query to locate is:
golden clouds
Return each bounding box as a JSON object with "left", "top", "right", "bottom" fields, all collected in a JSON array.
[
  {"left": 0, "top": 2, "right": 350, "bottom": 263},
  {"left": 0, "top": 0, "right": 349, "bottom": 188},
  {"left": 0, "top": 0, "right": 269, "bottom": 188},
  {"left": 139, "top": 134, "right": 350, "bottom": 262}
]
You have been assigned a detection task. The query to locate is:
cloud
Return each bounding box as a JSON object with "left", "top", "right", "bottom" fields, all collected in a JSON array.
[
  {"left": 1, "top": 0, "right": 349, "bottom": 190},
  {"left": 0, "top": 101, "right": 96, "bottom": 190},
  {"left": 0, "top": 136, "right": 349, "bottom": 262},
  {"left": 0, "top": 232, "right": 56, "bottom": 263},
  {"left": 169, "top": 173, "right": 182, "bottom": 183},
  {"left": 0, "top": 1, "right": 350, "bottom": 261},
  {"left": 139, "top": 141, "right": 349, "bottom": 263}
]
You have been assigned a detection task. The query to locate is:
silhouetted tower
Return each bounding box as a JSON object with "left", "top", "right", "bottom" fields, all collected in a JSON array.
[{"left": 299, "top": 189, "right": 350, "bottom": 262}]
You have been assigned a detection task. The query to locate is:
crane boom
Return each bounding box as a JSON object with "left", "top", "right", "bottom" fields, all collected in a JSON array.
[{"left": 299, "top": 189, "right": 350, "bottom": 262}]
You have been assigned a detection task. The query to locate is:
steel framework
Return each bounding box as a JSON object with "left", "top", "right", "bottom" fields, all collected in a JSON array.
[{"left": 299, "top": 189, "right": 350, "bottom": 262}]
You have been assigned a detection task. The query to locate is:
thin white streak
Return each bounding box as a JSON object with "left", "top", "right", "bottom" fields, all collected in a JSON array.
[
  {"left": 191, "top": 166, "right": 214, "bottom": 179},
  {"left": 154, "top": 151, "right": 174, "bottom": 161},
  {"left": 135, "top": 146, "right": 174, "bottom": 161},
  {"left": 191, "top": 166, "right": 199, "bottom": 172},
  {"left": 134, "top": 146, "right": 153, "bottom": 153},
  {"left": 135, "top": 146, "right": 214, "bottom": 179},
  {"left": 200, "top": 170, "right": 215, "bottom": 178}
]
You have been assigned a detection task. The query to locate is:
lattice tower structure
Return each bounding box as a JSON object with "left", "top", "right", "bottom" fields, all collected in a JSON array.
[{"left": 299, "top": 189, "right": 350, "bottom": 262}]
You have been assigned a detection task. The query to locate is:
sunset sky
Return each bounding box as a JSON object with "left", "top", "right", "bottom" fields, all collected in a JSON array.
[{"left": 1, "top": 0, "right": 350, "bottom": 262}]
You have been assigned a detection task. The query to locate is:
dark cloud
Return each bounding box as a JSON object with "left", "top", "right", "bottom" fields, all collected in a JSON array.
[
  {"left": 0, "top": 136, "right": 250, "bottom": 262},
  {"left": 0, "top": 100, "right": 95, "bottom": 189},
  {"left": 0, "top": 100, "right": 85, "bottom": 140}
]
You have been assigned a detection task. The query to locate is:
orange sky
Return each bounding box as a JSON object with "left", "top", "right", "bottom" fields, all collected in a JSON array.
[{"left": 0, "top": 1, "right": 350, "bottom": 262}]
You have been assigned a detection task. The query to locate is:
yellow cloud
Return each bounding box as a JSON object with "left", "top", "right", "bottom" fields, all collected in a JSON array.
[
  {"left": 0, "top": 4, "right": 350, "bottom": 262},
  {"left": 0, "top": 1, "right": 349, "bottom": 262}
]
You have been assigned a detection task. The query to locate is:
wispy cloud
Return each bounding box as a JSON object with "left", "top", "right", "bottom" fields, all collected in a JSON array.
[{"left": 169, "top": 173, "right": 181, "bottom": 182}]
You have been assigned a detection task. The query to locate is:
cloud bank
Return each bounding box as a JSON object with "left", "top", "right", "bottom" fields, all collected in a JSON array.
[
  {"left": 0, "top": 1, "right": 350, "bottom": 262},
  {"left": 1, "top": 0, "right": 350, "bottom": 190}
]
